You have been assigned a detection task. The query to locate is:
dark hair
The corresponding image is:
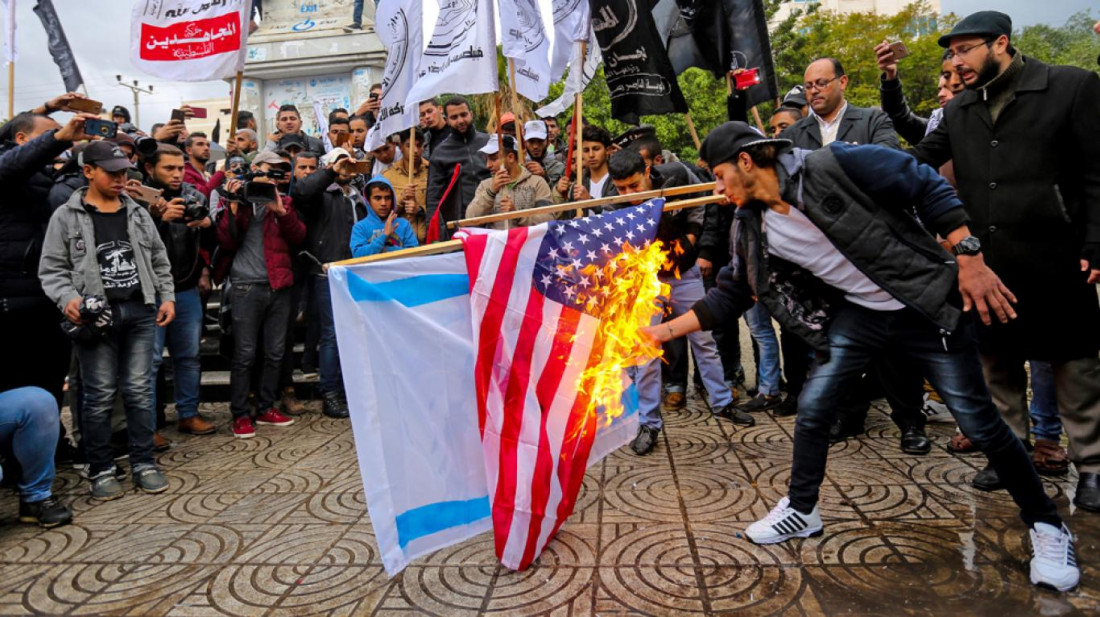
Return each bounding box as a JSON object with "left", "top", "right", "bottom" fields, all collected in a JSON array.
[
  {"left": 144, "top": 143, "right": 185, "bottom": 169},
  {"left": 277, "top": 104, "right": 300, "bottom": 118},
  {"left": 349, "top": 114, "right": 370, "bottom": 127},
  {"left": 237, "top": 110, "right": 254, "bottom": 124},
  {"left": 420, "top": 98, "right": 440, "bottom": 108},
  {"left": 328, "top": 110, "right": 349, "bottom": 124},
  {"left": 630, "top": 134, "right": 663, "bottom": 160},
  {"left": 293, "top": 152, "right": 319, "bottom": 165},
  {"left": 772, "top": 108, "right": 802, "bottom": 123},
  {"left": 608, "top": 149, "right": 647, "bottom": 180},
  {"left": 184, "top": 132, "right": 208, "bottom": 150},
  {"left": 391, "top": 127, "right": 426, "bottom": 145},
  {"left": 273, "top": 149, "right": 292, "bottom": 161},
  {"left": 150, "top": 122, "right": 164, "bottom": 135},
  {"left": 5, "top": 112, "right": 46, "bottom": 137},
  {"left": 331, "top": 107, "right": 348, "bottom": 115},
  {"left": 329, "top": 117, "right": 350, "bottom": 129},
  {"left": 370, "top": 83, "right": 383, "bottom": 92},
  {"left": 443, "top": 96, "right": 471, "bottom": 116},
  {"left": 541, "top": 116, "right": 558, "bottom": 125},
  {"left": 739, "top": 143, "right": 782, "bottom": 169},
  {"left": 581, "top": 125, "right": 612, "bottom": 147},
  {"left": 813, "top": 57, "right": 846, "bottom": 77}
]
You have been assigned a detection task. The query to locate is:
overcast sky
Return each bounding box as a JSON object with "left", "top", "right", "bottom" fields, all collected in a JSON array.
[{"left": 1, "top": 1, "right": 1094, "bottom": 132}]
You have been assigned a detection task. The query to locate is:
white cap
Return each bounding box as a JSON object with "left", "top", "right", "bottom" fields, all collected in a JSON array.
[
  {"left": 523, "top": 120, "right": 548, "bottom": 141},
  {"left": 478, "top": 134, "right": 518, "bottom": 156},
  {"left": 322, "top": 147, "right": 352, "bottom": 167}
]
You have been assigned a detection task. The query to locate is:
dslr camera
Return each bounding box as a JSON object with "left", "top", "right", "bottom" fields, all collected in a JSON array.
[
  {"left": 60, "top": 295, "right": 112, "bottom": 341},
  {"left": 182, "top": 193, "right": 210, "bottom": 222},
  {"left": 226, "top": 169, "right": 286, "bottom": 204}
]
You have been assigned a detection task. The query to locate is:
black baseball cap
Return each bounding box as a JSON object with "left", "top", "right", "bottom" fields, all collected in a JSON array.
[
  {"left": 612, "top": 125, "right": 656, "bottom": 150},
  {"left": 700, "top": 122, "right": 791, "bottom": 170},
  {"left": 278, "top": 133, "right": 306, "bottom": 151},
  {"left": 82, "top": 141, "right": 133, "bottom": 172},
  {"left": 938, "top": 11, "right": 1012, "bottom": 48}
]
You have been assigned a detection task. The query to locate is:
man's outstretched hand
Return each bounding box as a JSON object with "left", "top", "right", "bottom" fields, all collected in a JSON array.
[{"left": 957, "top": 254, "right": 1017, "bottom": 325}]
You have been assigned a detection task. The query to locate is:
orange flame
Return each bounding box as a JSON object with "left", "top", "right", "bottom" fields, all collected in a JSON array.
[{"left": 576, "top": 240, "right": 670, "bottom": 425}]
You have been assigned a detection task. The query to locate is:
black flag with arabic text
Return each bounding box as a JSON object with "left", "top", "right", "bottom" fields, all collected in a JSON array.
[
  {"left": 666, "top": 0, "right": 778, "bottom": 107},
  {"left": 32, "top": 0, "right": 84, "bottom": 93},
  {"left": 589, "top": 0, "right": 687, "bottom": 125}
]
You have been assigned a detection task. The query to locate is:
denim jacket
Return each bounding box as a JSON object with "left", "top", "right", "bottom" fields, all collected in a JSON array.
[{"left": 39, "top": 187, "right": 176, "bottom": 312}]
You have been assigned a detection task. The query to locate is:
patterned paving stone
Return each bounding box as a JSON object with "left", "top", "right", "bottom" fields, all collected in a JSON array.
[{"left": 1, "top": 392, "right": 1099, "bottom": 616}]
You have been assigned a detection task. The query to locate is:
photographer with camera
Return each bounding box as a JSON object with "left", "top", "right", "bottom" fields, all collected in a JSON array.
[
  {"left": 214, "top": 152, "right": 306, "bottom": 440},
  {"left": 0, "top": 107, "right": 97, "bottom": 468},
  {"left": 39, "top": 141, "right": 176, "bottom": 501},
  {"left": 291, "top": 148, "right": 366, "bottom": 419},
  {"left": 133, "top": 144, "right": 217, "bottom": 438}
]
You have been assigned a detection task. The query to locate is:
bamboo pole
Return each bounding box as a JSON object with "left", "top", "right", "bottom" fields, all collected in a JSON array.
[
  {"left": 508, "top": 58, "right": 524, "bottom": 164},
  {"left": 684, "top": 111, "right": 702, "bottom": 151},
  {"left": 448, "top": 181, "right": 717, "bottom": 229},
  {"left": 337, "top": 194, "right": 728, "bottom": 267}
]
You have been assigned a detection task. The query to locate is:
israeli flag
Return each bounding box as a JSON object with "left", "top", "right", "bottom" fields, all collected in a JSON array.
[{"left": 329, "top": 251, "right": 638, "bottom": 575}]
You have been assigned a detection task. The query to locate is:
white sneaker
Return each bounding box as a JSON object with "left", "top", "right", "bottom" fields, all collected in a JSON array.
[
  {"left": 1029, "top": 522, "right": 1079, "bottom": 591},
  {"left": 745, "top": 497, "right": 823, "bottom": 544},
  {"left": 921, "top": 392, "right": 953, "bottom": 424}
]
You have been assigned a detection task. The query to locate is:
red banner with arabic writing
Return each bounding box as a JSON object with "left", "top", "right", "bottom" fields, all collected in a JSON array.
[{"left": 139, "top": 12, "right": 240, "bottom": 62}]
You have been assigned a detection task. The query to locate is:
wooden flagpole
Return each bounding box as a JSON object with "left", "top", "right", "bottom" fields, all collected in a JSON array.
[
  {"left": 449, "top": 181, "right": 718, "bottom": 229},
  {"left": 340, "top": 193, "right": 727, "bottom": 267},
  {"left": 408, "top": 126, "right": 415, "bottom": 183},
  {"left": 508, "top": 58, "right": 525, "bottom": 164},
  {"left": 683, "top": 111, "right": 702, "bottom": 151},
  {"left": 573, "top": 40, "right": 587, "bottom": 218},
  {"left": 227, "top": 71, "right": 243, "bottom": 145}
]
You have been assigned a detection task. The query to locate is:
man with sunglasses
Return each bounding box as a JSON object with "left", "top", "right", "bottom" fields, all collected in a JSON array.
[{"left": 912, "top": 11, "right": 1100, "bottom": 512}]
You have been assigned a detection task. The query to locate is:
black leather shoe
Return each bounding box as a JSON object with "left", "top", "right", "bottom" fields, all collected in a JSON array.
[
  {"left": 971, "top": 463, "right": 1004, "bottom": 492},
  {"left": 715, "top": 403, "right": 755, "bottom": 427},
  {"left": 900, "top": 426, "right": 931, "bottom": 455},
  {"left": 631, "top": 426, "right": 660, "bottom": 456},
  {"left": 322, "top": 392, "right": 350, "bottom": 419},
  {"left": 773, "top": 397, "right": 798, "bottom": 418},
  {"left": 828, "top": 417, "right": 864, "bottom": 445},
  {"left": 1074, "top": 473, "right": 1100, "bottom": 512}
]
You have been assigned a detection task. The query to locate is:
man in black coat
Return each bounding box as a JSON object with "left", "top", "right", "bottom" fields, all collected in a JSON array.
[
  {"left": 912, "top": 11, "right": 1100, "bottom": 511},
  {"left": 425, "top": 97, "right": 490, "bottom": 237},
  {"left": 0, "top": 109, "right": 91, "bottom": 460}
]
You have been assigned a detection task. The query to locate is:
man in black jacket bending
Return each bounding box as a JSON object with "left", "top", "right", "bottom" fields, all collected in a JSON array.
[{"left": 643, "top": 122, "right": 1080, "bottom": 592}]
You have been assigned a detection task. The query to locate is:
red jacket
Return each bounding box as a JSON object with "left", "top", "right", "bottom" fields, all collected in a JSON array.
[
  {"left": 214, "top": 195, "right": 306, "bottom": 290},
  {"left": 183, "top": 162, "right": 226, "bottom": 199}
]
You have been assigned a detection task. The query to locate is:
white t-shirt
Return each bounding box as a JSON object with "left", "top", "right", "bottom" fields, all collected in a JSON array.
[
  {"left": 762, "top": 206, "right": 904, "bottom": 311},
  {"left": 812, "top": 101, "right": 848, "bottom": 146},
  {"left": 589, "top": 172, "right": 609, "bottom": 198}
]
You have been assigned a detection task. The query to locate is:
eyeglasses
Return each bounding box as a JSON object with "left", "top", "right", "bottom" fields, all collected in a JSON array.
[
  {"left": 945, "top": 39, "right": 993, "bottom": 61},
  {"left": 803, "top": 75, "right": 843, "bottom": 92}
]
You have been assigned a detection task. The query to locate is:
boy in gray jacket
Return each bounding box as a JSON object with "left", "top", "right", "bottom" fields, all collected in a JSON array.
[{"left": 39, "top": 141, "right": 176, "bottom": 500}]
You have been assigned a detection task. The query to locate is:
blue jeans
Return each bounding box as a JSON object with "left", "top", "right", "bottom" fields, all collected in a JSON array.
[
  {"left": 314, "top": 275, "right": 343, "bottom": 395},
  {"left": 632, "top": 267, "right": 733, "bottom": 429},
  {"left": 789, "top": 304, "right": 1060, "bottom": 528},
  {"left": 74, "top": 300, "right": 158, "bottom": 476},
  {"left": 0, "top": 387, "right": 58, "bottom": 502},
  {"left": 351, "top": 0, "right": 364, "bottom": 25},
  {"left": 1028, "top": 360, "right": 1062, "bottom": 442},
  {"left": 744, "top": 303, "right": 781, "bottom": 396},
  {"left": 152, "top": 288, "right": 203, "bottom": 420}
]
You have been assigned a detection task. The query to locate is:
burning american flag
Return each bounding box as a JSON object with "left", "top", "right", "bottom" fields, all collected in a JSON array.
[{"left": 459, "top": 198, "right": 668, "bottom": 570}]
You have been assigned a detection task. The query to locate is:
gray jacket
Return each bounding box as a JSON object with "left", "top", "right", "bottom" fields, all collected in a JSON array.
[{"left": 39, "top": 187, "right": 176, "bottom": 312}]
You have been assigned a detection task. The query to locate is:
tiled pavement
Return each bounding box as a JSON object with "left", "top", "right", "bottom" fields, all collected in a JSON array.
[{"left": 2, "top": 395, "right": 1099, "bottom": 616}]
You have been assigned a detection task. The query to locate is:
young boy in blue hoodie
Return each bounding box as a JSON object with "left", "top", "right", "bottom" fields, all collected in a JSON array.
[{"left": 350, "top": 176, "right": 418, "bottom": 257}]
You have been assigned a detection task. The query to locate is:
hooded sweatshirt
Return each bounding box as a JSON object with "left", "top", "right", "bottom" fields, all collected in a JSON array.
[{"left": 350, "top": 176, "right": 419, "bottom": 258}]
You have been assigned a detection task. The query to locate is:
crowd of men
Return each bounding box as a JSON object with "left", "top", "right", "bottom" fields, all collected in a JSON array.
[{"left": 0, "top": 7, "right": 1095, "bottom": 594}]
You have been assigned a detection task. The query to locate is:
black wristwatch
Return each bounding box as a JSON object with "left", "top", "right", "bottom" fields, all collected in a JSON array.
[{"left": 952, "top": 236, "right": 981, "bottom": 257}]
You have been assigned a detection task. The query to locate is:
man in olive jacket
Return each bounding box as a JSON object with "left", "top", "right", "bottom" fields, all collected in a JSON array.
[{"left": 912, "top": 11, "right": 1100, "bottom": 511}]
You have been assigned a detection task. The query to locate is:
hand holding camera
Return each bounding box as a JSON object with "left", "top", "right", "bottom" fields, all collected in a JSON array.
[
  {"left": 61, "top": 295, "right": 112, "bottom": 340},
  {"left": 162, "top": 197, "right": 186, "bottom": 222},
  {"left": 264, "top": 190, "right": 287, "bottom": 217}
]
